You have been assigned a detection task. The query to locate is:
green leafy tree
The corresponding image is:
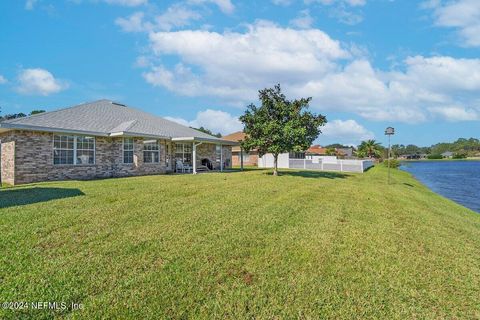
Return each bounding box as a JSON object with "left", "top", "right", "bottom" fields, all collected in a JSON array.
[
  {"left": 326, "top": 147, "right": 336, "bottom": 156},
  {"left": 30, "top": 110, "right": 46, "bottom": 115},
  {"left": 240, "top": 84, "right": 327, "bottom": 176},
  {"left": 357, "top": 140, "right": 383, "bottom": 159},
  {"left": 191, "top": 126, "right": 222, "bottom": 138},
  {"left": 0, "top": 112, "right": 27, "bottom": 121}
]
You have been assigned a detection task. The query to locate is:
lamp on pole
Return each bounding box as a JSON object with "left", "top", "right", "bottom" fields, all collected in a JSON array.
[{"left": 385, "top": 127, "right": 395, "bottom": 184}]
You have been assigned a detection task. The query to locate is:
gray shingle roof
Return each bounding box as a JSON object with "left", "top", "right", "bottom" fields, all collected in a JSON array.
[{"left": 1, "top": 100, "right": 234, "bottom": 144}]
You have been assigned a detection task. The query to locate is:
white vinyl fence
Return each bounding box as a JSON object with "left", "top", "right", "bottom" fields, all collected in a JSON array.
[{"left": 259, "top": 153, "right": 374, "bottom": 173}]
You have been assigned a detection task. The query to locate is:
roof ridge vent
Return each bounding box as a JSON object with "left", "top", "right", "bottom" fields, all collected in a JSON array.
[{"left": 111, "top": 101, "right": 127, "bottom": 107}]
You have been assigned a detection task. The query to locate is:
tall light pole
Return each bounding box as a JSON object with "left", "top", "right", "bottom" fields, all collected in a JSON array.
[{"left": 385, "top": 127, "right": 395, "bottom": 184}]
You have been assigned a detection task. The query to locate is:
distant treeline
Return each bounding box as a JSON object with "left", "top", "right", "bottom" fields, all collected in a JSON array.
[
  {"left": 0, "top": 110, "right": 45, "bottom": 121},
  {"left": 392, "top": 138, "right": 480, "bottom": 157}
]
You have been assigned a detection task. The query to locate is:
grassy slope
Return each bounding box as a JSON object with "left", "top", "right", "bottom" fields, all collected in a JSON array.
[{"left": 0, "top": 167, "right": 479, "bottom": 319}]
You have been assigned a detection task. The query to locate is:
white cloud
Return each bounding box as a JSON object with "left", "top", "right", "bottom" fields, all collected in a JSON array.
[
  {"left": 305, "top": 0, "right": 366, "bottom": 24},
  {"left": 428, "top": 106, "right": 480, "bottom": 121},
  {"left": 141, "top": 22, "right": 480, "bottom": 123},
  {"left": 115, "top": 12, "right": 146, "bottom": 32},
  {"left": 272, "top": 0, "right": 292, "bottom": 5},
  {"left": 103, "top": 0, "right": 147, "bottom": 6},
  {"left": 25, "top": 0, "right": 38, "bottom": 10},
  {"left": 155, "top": 5, "right": 202, "bottom": 31},
  {"left": 165, "top": 109, "right": 242, "bottom": 134},
  {"left": 290, "top": 10, "right": 314, "bottom": 29},
  {"left": 321, "top": 119, "right": 374, "bottom": 144},
  {"left": 116, "top": 5, "right": 201, "bottom": 33},
  {"left": 0, "top": 75, "right": 7, "bottom": 84},
  {"left": 188, "top": 0, "right": 235, "bottom": 14},
  {"left": 16, "top": 68, "right": 67, "bottom": 96},
  {"left": 145, "top": 21, "right": 348, "bottom": 101},
  {"left": 425, "top": 0, "right": 480, "bottom": 47},
  {"left": 307, "top": 0, "right": 366, "bottom": 6}
]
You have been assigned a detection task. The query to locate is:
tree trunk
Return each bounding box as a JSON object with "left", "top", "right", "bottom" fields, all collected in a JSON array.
[{"left": 273, "top": 154, "right": 278, "bottom": 176}]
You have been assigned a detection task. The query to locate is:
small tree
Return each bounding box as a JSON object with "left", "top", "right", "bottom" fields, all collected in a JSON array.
[
  {"left": 357, "top": 140, "right": 383, "bottom": 159},
  {"left": 326, "top": 147, "right": 336, "bottom": 156},
  {"left": 240, "top": 85, "right": 327, "bottom": 176},
  {"left": 30, "top": 110, "right": 46, "bottom": 115}
]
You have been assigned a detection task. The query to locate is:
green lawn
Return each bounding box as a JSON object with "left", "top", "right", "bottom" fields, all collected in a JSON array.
[{"left": 1, "top": 167, "right": 479, "bottom": 319}]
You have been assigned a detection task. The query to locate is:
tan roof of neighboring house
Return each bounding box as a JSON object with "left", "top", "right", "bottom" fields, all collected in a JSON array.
[
  {"left": 223, "top": 131, "right": 259, "bottom": 152},
  {"left": 223, "top": 131, "right": 247, "bottom": 142},
  {"left": 306, "top": 145, "right": 327, "bottom": 155}
]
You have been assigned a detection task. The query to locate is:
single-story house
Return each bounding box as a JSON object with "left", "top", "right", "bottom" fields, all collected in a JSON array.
[
  {"left": 305, "top": 145, "right": 355, "bottom": 158},
  {"left": 398, "top": 153, "right": 427, "bottom": 160},
  {"left": 336, "top": 147, "right": 354, "bottom": 158},
  {"left": 0, "top": 100, "right": 237, "bottom": 185},
  {"left": 306, "top": 145, "right": 327, "bottom": 155},
  {"left": 441, "top": 151, "right": 454, "bottom": 158},
  {"left": 222, "top": 131, "right": 258, "bottom": 167}
]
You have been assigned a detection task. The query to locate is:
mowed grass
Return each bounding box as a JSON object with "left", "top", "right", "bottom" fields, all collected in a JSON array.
[{"left": 0, "top": 167, "right": 479, "bottom": 319}]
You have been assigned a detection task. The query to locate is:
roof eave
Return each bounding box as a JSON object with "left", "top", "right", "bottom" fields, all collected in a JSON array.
[
  {"left": 172, "top": 136, "right": 239, "bottom": 145},
  {"left": 109, "top": 131, "right": 171, "bottom": 140},
  {"left": 0, "top": 123, "right": 109, "bottom": 137}
]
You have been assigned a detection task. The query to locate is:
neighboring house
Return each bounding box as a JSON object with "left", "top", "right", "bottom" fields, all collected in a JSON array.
[
  {"left": 222, "top": 131, "right": 258, "bottom": 166},
  {"left": 306, "top": 145, "right": 354, "bottom": 158},
  {"left": 0, "top": 100, "right": 237, "bottom": 185},
  {"left": 306, "top": 145, "right": 327, "bottom": 155},
  {"left": 398, "top": 153, "right": 427, "bottom": 160},
  {"left": 441, "top": 151, "right": 454, "bottom": 158},
  {"left": 336, "top": 147, "right": 354, "bottom": 158}
]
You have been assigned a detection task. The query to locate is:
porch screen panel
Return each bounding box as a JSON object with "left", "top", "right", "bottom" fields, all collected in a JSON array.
[
  {"left": 175, "top": 143, "right": 192, "bottom": 165},
  {"left": 215, "top": 145, "right": 221, "bottom": 163}
]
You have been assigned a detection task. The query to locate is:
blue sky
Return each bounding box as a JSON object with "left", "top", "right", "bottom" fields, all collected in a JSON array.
[{"left": 0, "top": 0, "right": 479, "bottom": 147}]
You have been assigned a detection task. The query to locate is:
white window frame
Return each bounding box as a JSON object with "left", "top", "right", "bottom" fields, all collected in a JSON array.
[
  {"left": 76, "top": 136, "right": 96, "bottom": 165},
  {"left": 175, "top": 143, "right": 192, "bottom": 165},
  {"left": 215, "top": 145, "right": 222, "bottom": 163},
  {"left": 53, "top": 134, "right": 95, "bottom": 165},
  {"left": 123, "top": 138, "right": 134, "bottom": 164},
  {"left": 143, "top": 140, "right": 160, "bottom": 164}
]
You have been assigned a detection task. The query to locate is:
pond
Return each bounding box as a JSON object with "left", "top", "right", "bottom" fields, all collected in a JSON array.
[{"left": 400, "top": 161, "right": 480, "bottom": 213}]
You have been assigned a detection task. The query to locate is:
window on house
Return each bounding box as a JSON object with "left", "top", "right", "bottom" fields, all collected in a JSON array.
[
  {"left": 175, "top": 143, "right": 192, "bottom": 165},
  {"left": 76, "top": 136, "right": 95, "bottom": 164},
  {"left": 143, "top": 140, "right": 159, "bottom": 163},
  {"left": 241, "top": 152, "right": 250, "bottom": 163},
  {"left": 54, "top": 135, "right": 95, "bottom": 165},
  {"left": 53, "top": 135, "right": 74, "bottom": 165},
  {"left": 123, "top": 138, "right": 134, "bottom": 164}
]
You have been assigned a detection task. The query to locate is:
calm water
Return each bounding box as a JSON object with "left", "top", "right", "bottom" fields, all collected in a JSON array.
[{"left": 400, "top": 161, "right": 480, "bottom": 213}]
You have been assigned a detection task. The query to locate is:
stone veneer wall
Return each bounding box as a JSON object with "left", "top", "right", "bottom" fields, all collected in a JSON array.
[
  {"left": 0, "top": 130, "right": 169, "bottom": 185},
  {"left": 195, "top": 143, "right": 232, "bottom": 169},
  {"left": 0, "top": 130, "right": 233, "bottom": 184},
  {"left": 0, "top": 132, "right": 15, "bottom": 185}
]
